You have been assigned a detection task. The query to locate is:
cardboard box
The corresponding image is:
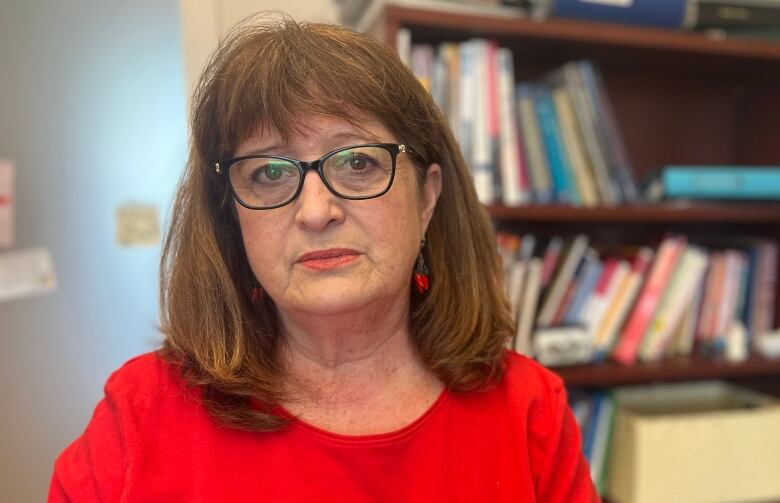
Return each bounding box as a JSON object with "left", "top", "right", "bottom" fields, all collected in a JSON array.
[{"left": 606, "top": 381, "right": 780, "bottom": 503}]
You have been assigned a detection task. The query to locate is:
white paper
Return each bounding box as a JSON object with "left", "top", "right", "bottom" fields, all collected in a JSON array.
[
  {"left": 0, "top": 247, "right": 57, "bottom": 302},
  {"left": 0, "top": 160, "right": 14, "bottom": 249},
  {"left": 116, "top": 204, "right": 160, "bottom": 246}
]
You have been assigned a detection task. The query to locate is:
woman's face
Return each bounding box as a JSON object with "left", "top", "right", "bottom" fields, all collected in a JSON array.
[{"left": 233, "top": 115, "right": 441, "bottom": 319}]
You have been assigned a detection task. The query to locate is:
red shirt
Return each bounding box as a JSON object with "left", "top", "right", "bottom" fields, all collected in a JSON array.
[{"left": 50, "top": 351, "right": 599, "bottom": 502}]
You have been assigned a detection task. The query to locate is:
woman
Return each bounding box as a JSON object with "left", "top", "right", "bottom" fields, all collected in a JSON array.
[{"left": 50, "top": 15, "right": 598, "bottom": 502}]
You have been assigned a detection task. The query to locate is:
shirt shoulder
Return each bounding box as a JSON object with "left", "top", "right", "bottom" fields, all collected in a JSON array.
[
  {"left": 502, "top": 350, "right": 565, "bottom": 403},
  {"left": 101, "top": 351, "right": 196, "bottom": 419}
]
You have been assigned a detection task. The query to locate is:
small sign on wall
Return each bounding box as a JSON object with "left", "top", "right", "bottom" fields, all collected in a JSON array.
[
  {"left": 0, "top": 247, "right": 57, "bottom": 302},
  {"left": 0, "top": 160, "right": 14, "bottom": 249},
  {"left": 116, "top": 204, "right": 160, "bottom": 247}
]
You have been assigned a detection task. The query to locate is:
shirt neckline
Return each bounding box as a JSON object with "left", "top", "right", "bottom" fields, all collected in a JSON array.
[{"left": 274, "top": 387, "right": 450, "bottom": 446}]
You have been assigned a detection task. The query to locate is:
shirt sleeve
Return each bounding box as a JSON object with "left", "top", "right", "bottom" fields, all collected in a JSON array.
[
  {"left": 528, "top": 372, "right": 601, "bottom": 503},
  {"left": 49, "top": 380, "right": 127, "bottom": 502}
]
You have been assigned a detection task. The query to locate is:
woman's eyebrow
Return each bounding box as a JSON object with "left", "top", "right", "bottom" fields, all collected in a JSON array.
[{"left": 239, "top": 131, "right": 384, "bottom": 157}]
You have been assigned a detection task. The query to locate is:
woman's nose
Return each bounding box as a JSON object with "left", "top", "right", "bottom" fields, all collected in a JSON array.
[{"left": 293, "top": 170, "right": 346, "bottom": 231}]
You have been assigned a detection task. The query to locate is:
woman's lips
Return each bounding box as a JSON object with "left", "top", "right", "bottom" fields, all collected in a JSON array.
[{"left": 296, "top": 248, "right": 361, "bottom": 271}]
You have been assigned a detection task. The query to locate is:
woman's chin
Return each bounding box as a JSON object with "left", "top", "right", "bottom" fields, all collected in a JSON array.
[{"left": 281, "top": 280, "right": 400, "bottom": 318}]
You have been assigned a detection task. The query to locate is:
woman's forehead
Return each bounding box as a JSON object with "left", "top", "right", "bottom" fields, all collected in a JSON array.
[{"left": 236, "top": 115, "right": 394, "bottom": 156}]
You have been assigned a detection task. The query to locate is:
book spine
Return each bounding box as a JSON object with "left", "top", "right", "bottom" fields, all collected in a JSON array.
[
  {"left": 517, "top": 84, "right": 553, "bottom": 203},
  {"left": 578, "top": 61, "right": 638, "bottom": 202},
  {"left": 537, "top": 235, "right": 589, "bottom": 326},
  {"left": 552, "top": 86, "right": 600, "bottom": 207},
  {"left": 563, "top": 62, "right": 618, "bottom": 205},
  {"left": 613, "top": 236, "right": 686, "bottom": 365},
  {"left": 552, "top": 0, "right": 688, "bottom": 28},
  {"left": 593, "top": 248, "right": 654, "bottom": 361},
  {"left": 534, "top": 86, "right": 579, "bottom": 204},
  {"left": 693, "top": 2, "right": 780, "bottom": 29},
  {"left": 496, "top": 48, "right": 527, "bottom": 206}
]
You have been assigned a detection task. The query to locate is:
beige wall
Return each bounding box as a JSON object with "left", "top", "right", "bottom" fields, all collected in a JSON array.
[{"left": 180, "top": 0, "right": 338, "bottom": 106}]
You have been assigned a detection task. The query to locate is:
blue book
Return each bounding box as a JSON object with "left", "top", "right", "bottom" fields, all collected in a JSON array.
[
  {"left": 578, "top": 61, "right": 639, "bottom": 203},
  {"left": 563, "top": 256, "right": 603, "bottom": 325},
  {"left": 534, "top": 87, "right": 579, "bottom": 204},
  {"left": 582, "top": 392, "right": 604, "bottom": 463},
  {"left": 661, "top": 166, "right": 780, "bottom": 200},
  {"left": 552, "top": 0, "right": 688, "bottom": 29}
]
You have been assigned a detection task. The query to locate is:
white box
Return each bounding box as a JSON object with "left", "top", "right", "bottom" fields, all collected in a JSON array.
[{"left": 606, "top": 381, "right": 780, "bottom": 503}]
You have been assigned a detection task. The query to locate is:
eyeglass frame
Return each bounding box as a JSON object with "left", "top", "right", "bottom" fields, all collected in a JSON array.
[{"left": 215, "top": 143, "right": 414, "bottom": 210}]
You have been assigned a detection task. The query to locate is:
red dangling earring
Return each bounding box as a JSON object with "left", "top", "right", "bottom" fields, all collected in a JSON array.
[
  {"left": 250, "top": 285, "right": 263, "bottom": 303},
  {"left": 414, "top": 239, "right": 430, "bottom": 294}
]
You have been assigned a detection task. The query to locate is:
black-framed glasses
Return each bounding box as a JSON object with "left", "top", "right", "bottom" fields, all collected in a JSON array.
[{"left": 215, "top": 143, "right": 411, "bottom": 210}]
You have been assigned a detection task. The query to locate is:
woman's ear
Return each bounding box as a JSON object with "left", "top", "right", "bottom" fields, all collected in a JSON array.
[{"left": 420, "top": 163, "right": 442, "bottom": 232}]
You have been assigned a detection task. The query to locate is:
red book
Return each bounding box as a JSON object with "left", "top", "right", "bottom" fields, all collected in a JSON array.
[{"left": 613, "top": 235, "right": 687, "bottom": 365}]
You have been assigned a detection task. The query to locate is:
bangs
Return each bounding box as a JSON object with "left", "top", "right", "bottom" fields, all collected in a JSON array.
[{"left": 199, "top": 17, "right": 413, "bottom": 161}]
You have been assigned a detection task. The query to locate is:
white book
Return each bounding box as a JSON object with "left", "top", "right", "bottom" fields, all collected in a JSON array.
[
  {"left": 515, "top": 258, "right": 543, "bottom": 356},
  {"left": 470, "top": 39, "right": 494, "bottom": 204},
  {"left": 395, "top": 27, "right": 412, "bottom": 68},
  {"left": 507, "top": 260, "right": 527, "bottom": 324},
  {"left": 640, "top": 247, "right": 709, "bottom": 362},
  {"left": 584, "top": 260, "right": 630, "bottom": 342},
  {"left": 458, "top": 41, "right": 477, "bottom": 170},
  {"left": 496, "top": 48, "right": 525, "bottom": 206},
  {"left": 669, "top": 274, "right": 708, "bottom": 357}
]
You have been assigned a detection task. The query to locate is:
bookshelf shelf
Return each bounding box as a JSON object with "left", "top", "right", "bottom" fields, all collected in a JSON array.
[
  {"left": 554, "top": 356, "right": 780, "bottom": 388},
  {"left": 379, "top": 5, "right": 780, "bottom": 67},
  {"left": 488, "top": 203, "right": 780, "bottom": 223}
]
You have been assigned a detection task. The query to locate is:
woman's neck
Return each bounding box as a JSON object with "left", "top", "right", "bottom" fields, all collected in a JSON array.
[{"left": 276, "top": 298, "right": 443, "bottom": 434}]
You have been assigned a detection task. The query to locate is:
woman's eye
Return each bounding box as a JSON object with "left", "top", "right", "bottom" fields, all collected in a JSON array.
[{"left": 251, "top": 162, "right": 293, "bottom": 182}]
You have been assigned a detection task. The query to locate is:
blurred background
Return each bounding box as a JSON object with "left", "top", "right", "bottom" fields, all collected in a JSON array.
[
  {"left": 0, "top": 1, "right": 334, "bottom": 501},
  {"left": 2, "top": 0, "right": 780, "bottom": 502}
]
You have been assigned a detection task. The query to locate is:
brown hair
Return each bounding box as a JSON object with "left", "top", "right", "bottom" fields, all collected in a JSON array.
[{"left": 160, "top": 14, "right": 514, "bottom": 431}]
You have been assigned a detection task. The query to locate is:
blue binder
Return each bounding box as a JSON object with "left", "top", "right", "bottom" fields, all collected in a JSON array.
[
  {"left": 552, "top": 0, "right": 689, "bottom": 29},
  {"left": 662, "top": 166, "right": 780, "bottom": 200}
]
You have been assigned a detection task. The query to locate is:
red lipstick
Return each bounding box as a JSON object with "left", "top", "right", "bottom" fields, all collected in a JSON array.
[{"left": 296, "top": 248, "right": 361, "bottom": 271}]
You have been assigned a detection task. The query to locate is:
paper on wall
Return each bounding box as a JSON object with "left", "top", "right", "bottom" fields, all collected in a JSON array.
[
  {"left": 0, "top": 160, "right": 14, "bottom": 249},
  {"left": 116, "top": 204, "right": 160, "bottom": 246},
  {"left": 0, "top": 247, "right": 57, "bottom": 302}
]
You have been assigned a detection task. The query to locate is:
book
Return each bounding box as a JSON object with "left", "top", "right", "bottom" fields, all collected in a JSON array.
[
  {"left": 639, "top": 247, "right": 709, "bottom": 362},
  {"left": 550, "top": 0, "right": 690, "bottom": 28},
  {"left": 516, "top": 84, "right": 554, "bottom": 203},
  {"left": 562, "top": 62, "right": 618, "bottom": 205},
  {"left": 613, "top": 235, "right": 687, "bottom": 365},
  {"left": 691, "top": 0, "right": 780, "bottom": 30},
  {"left": 471, "top": 40, "right": 497, "bottom": 204},
  {"left": 552, "top": 86, "right": 600, "bottom": 206},
  {"left": 563, "top": 251, "right": 603, "bottom": 325},
  {"left": 496, "top": 48, "right": 529, "bottom": 205},
  {"left": 582, "top": 258, "right": 627, "bottom": 343},
  {"left": 592, "top": 247, "right": 654, "bottom": 362},
  {"left": 515, "top": 257, "right": 543, "bottom": 355},
  {"left": 578, "top": 61, "right": 639, "bottom": 203},
  {"left": 534, "top": 86, "right": 579, "bottom": 204},
  {"left": 656, "top": 165, "right": 780, "bottom": 200},
  {"left": 537, "top": 234, "right": 589, "bottom": 327}
]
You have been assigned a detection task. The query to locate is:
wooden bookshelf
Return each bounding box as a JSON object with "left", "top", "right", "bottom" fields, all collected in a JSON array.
[
  {"left": 553, "top": 356, "right": 780, "bottom": 388},
  {"left": 369, "top": 4, "right": 780, "bottom": 386},
  {"left": 488, "top": 203, "right": 780, "bottom": 223}
]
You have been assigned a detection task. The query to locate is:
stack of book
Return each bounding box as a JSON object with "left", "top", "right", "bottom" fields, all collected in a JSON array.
[
  {"left": 406, "top": 38, "right": 639, "bottom": 206},
  {"left": 497, "top": 232, "right": 779, "bottom": 365}
]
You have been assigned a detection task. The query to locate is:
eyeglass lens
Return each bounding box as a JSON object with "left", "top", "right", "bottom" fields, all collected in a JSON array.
[{"left": 229, "top": 145, "right": 394, "bottom": 208}]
